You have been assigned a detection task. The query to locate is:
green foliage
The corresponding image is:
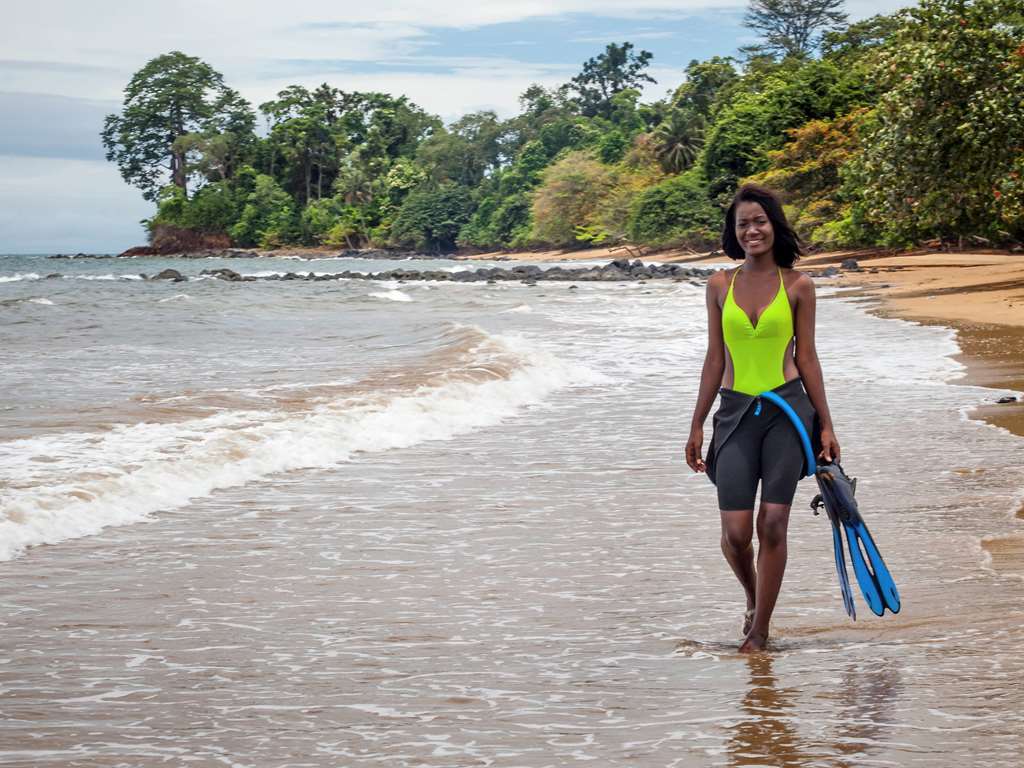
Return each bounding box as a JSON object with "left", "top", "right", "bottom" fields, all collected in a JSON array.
[
  {"left": 570, "top": 42, "right": 656, "bottom": 119},
  {"left": 653, "top": 109, "right": 706, "bottom": 173},
  {"left": 390, "top": 184, "right": 476, "bottom": 252},
  {"left": 744, "top": 109, "right": 866, "bottom": 244},
  {"left": 702, "top": 59, "right": 857, "bottom": 198},
  {"left": 846, "top": 0, "right": 1024, "bottom": 244},
  {"left": 531, "top": 151, "right": 618, "bottom": 247},
  {"left": 108, "top": 21, "right": 1023, "bottom": 254},
  {"left": 230, "top": 174, "right": 299, "bottom": 247},
  {"left": 673, "top": 57, "right": 740, "bottom": 119},
  {"left": 626, "top": 169, "right": 722, "bottom": 247},
  {"left": 597, "top": 131, "right": 630, "bottom": 164},
  {"left": 102, "top": 51, "right": 254, "bottom": 201}
]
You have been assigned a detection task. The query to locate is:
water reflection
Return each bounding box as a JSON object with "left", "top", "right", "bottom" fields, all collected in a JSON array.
[
  {"left": 726, "top": 653, "right": 901, "bottom": 767},
  {"left": 727, "top": 653, "right": 810, "bottom": 767}
]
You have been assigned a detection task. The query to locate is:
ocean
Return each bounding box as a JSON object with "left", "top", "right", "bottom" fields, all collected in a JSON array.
[{"left": 2, "top": 252, "right": 1023, "bottom": 766}]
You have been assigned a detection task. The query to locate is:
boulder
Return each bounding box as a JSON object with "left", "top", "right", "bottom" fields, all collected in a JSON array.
[{"left": 153, "top": 268, "right": 184, "bottom": 281}]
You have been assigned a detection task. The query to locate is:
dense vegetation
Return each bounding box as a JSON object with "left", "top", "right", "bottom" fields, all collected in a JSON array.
[{"left": 102, "top": 0, "right": 1024, "bottom": 253}]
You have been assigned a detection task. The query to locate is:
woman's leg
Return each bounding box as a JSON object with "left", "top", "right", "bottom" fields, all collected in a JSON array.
[
  {"left": 739, "top": 408, "right": 804, "bottom": 652},
  {"left": 739, "top": 502, "right": 791, "bottom": 653},
  {"left": 715, "top": 426, "right": 761, "bottom": 632},
  {"left": 720, "top": 509, "right": 757, "bottom": 620}
]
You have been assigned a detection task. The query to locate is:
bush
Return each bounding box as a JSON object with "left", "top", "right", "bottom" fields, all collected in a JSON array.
[
  {"left": 229, "top": 174, "right": 299, "bottom": 247},
  {"left": 627, "top": 169, "right": 721, "bottom": 248},
  {"left": 389, "top": 183, "right": 476, "bottom": 252},
  {"left": 531, "top": 151, "right": 617, "bottom": 247}
]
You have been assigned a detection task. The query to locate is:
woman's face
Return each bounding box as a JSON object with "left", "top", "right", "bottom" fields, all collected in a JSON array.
[{"left": 734, "top": 201, "right": 774, "bottom": 259}]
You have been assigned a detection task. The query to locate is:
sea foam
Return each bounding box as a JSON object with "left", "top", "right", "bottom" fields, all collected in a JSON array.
[{"left": 0, "top": 327, "right": 599, "bottom": 561}]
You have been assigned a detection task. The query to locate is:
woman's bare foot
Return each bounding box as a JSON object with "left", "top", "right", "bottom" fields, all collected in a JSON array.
[
  {"left": 738, "top": 629, "right": 769, "bottom": 653},
  {"left": 742, "top": 607, "right": 755, "bottom": 636}
]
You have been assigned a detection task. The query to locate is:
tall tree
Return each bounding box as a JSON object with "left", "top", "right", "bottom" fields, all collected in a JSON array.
[
  {"left": 570, "top": 42, "right": 656, "bottom": 118},
  {"left": 102, "top": 51, "right": 254, "bottom": 201},
  {"left": 742, "top": 0, "right": 849, "bottom": 59}
]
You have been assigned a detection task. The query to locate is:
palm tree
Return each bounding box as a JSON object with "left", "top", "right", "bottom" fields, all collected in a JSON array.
[{"left": 653, "top": 110, "right": 706, "bottom": 174}]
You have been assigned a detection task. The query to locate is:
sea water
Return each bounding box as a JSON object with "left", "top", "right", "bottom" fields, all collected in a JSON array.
[{"left": 1, "top": 252, "right": 1023, "bottom": 766}]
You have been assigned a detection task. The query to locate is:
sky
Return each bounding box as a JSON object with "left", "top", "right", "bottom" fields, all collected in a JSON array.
[{"left": 0, "top": 0, "right": 910, "bottom": 253}]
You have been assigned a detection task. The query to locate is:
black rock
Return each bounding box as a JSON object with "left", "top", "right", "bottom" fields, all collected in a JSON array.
[
  {"left": 840, "top": 258, "right": 861, "bottom": 271},
  {"left": 996, "top": 396, "right": 1018, "bottom": 404},
  {"left": 153, "top": 268, "right": 184, "bottom": 281}
]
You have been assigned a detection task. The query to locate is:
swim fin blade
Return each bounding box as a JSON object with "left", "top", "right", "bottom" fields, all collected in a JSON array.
[
  {"left": 813, "top": 463, "right": 901, "bottom": 618},
  {"left": 829, "top": 507, "right": 857, "bottom": 619}
]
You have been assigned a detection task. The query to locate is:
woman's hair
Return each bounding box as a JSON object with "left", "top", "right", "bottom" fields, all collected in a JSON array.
[{"left": 721, "top": 184, "right": 803, "bottom": 267}]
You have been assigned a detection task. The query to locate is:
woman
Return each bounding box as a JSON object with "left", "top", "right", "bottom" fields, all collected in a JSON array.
[{"left": 685, "top": 184, "right": 840, "bottom": 653}]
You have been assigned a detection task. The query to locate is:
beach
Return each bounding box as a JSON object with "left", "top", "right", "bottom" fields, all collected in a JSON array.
[{"left": 1, "top": 250, "right": 1023, "bottom": 766}]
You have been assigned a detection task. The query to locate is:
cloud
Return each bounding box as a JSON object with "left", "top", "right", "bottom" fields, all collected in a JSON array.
[
  {"left": 0, "top": 155, "right": 151, "bottom": 253},
  {"left": 0, "top": 92, "right": 114, "bottom": 161}
]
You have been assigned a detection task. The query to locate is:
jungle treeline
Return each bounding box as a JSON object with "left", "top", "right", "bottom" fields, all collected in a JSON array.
[{"left": 101, "top": 0, "right": 1024, "bottom": 253}]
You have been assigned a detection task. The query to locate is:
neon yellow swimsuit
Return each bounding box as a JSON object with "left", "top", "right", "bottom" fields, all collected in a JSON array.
[{"left": 722, "top": 267, "right": 794, "bottom": 395}]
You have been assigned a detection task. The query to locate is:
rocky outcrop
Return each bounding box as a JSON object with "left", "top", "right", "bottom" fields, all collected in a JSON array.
[{"left": 117, "top": 225, "right": 233, "bottom": 257}]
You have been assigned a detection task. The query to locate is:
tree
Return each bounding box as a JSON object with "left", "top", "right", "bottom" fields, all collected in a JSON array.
[
  {"left": 531, "top": 151, "right": 618, "bottom": 246},
  {"left": 845, "top": 0, "right": 1024, "bottom": 245},
  {"left": 102, "top": 51, "right": 254, "bottom": 201},
  {"left": 742, "top": 0, "right": 849, "bottom": 59},
  {"left": 229, "top": 174, "right": 299, "bottom": 247},
  {"left": 627, "top": 168, "right": 721, "bottom": 247},
  {"left": 744, "top": 109, "right": 867, "bottom": 243},
  {"left": 390, "top": 184, "right": 475, "bottom": 252},
  {"left": 570, "top": 42, "right": 656, "bottom": 118},
  {"left": 673, "top": 57, "right": 740, "bottom": 118},
  {"left": 653, "top": 110, "right": 706, "bottom": 173}
]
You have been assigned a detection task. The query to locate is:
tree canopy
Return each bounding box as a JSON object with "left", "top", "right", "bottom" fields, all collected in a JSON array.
[
  {"left": 108, "top": 2, "right": 1024, "bottom": 253},
  {"left": 102, "top": 51, "right": 254, "bottom": 201}
]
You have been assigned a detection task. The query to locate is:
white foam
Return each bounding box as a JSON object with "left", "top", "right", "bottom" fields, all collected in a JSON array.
[
  {"left": 0, "top": 273, "right": 40, "bottom": 282},
  {"left": 502, "top": 304, "right": 533, "bottom": 314},
  {"left": 27, "top": 297, "right": 54, "bottom": 305},
  {"left": 0, "top": 329, "right": 599, "bottom": 561},
  {"left": 157, "top": 293, "right": 191, "bottom": 303},
  {"left": 369, "top": 289, "right": 413, "bottom": 302}
]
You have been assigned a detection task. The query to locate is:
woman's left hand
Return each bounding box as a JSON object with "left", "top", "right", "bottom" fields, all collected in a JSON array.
[{"left": 819, "top": 429, "right": 841, "bottom": 463}]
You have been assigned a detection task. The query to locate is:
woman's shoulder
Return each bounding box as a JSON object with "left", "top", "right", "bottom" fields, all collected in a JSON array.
[{"left": 784, "top": 267, "right": 815, "bottom": 293}]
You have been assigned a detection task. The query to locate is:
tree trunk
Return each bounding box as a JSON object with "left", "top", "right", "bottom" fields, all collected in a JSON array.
[
  {"left": 171, "top": 151, "right": 188, "bottom": 198},
  {"left": 305, "top": 155, "right": 311, "bottom": 205}
]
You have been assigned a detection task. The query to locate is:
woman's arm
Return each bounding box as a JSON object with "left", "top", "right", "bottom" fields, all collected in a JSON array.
[
  {"left": 792, "top": 273, "right": 841, "bottom": 462},
  {"left": 686, "top": 271, "right": 727, "bottom": 472}
]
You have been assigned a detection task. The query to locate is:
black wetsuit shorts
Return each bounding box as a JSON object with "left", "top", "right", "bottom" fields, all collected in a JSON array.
[{"left": 705, "top": 378, "right": 818, "bottom": 511}]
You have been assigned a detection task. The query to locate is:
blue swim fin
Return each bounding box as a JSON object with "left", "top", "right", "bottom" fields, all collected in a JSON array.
[
  {"left": 816, "top": 463, "right": 901, "bottom": 617},
  {"left": 828, "top": 506, "right": 857, "bottom": 619},
  {"left": 765, "top": 388, "right": 901, "bottom": 619}
]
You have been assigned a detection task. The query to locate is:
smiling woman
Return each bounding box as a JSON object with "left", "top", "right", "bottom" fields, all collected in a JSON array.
[{"left": 686, "top": 182, "right": 840, "bottom": 653}]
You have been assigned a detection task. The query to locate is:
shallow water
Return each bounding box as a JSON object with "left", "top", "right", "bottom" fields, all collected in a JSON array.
[{"left": 1, "top": 254, "right": 1023, "bottom": 766}]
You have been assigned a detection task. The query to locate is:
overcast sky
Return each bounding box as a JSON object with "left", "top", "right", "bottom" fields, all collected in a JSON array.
[{"left": 0, "top": 0, "right": 909, "bottom": 253}]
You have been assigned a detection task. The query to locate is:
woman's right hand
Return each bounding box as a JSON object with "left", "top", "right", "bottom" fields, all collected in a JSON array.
[{"left": 685, "top": 425, "right": 706, "bottom": 473}]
